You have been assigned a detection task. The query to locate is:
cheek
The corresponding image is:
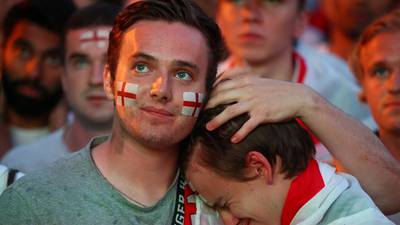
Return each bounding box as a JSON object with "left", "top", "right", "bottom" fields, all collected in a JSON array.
[{"left": 43, "top": 66, "right": 63, "bottom": 85}]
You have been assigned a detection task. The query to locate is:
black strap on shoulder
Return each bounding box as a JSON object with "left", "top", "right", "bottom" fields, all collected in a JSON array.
[
  {"left": 171, "top": 171, "right": 185, "bottom": 225},
  {"left": 7, "top": 169, "right": 19, "bottom": 186}
]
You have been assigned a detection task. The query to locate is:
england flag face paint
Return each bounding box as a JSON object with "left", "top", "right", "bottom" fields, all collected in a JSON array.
[
  {"left": 116, "top": 81, "right": 139, "bottom": 107},
  {"left": 79, "top": 28, "right": 110, "bottom": 49},
  {"left": 181, "top": 92, "right": 204, "bottom": 117}
]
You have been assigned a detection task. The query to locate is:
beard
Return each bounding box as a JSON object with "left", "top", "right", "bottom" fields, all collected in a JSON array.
[{"left": 2, "top": 68, "right": 63, "bottom": 119}]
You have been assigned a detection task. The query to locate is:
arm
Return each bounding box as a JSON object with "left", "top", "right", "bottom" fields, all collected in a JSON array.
[{"left": 206, "top": 74, "right": 400, "bottom": 214}]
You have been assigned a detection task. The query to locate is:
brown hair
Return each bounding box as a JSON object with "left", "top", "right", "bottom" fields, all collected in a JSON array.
[
  {"left": 349, "top": 9, "right": 400, "bottom": 83},
  {"left": 182, "top": 104, "right": 315, "bottom": 181},
  {"left": 107, "top": 0, "right": 224, "bottom": 94}
]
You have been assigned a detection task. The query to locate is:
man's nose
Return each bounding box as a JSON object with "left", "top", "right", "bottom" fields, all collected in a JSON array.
[
  {"left": 25, "top": 57, "right": 40, "bottom": 79},
  {"left": 241, "top": 0, "right": 262, "bottom": 23},
  {"left": 388, "top": 70, "right": 400, "bottom": 94},
  {"left": 89, "top": 62, "right": 104, "bottom": 86},
  {"left": 150, "top": 75, "right": 172, "bottom": 102}
]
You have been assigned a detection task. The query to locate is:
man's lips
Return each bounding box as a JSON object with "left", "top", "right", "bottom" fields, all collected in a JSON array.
[
  {"left": 87, "top": 95, "right": 108, "bottom": 101},
  {"left": 385, "top": 101, "right": 400, "bottom": 108},
  {"left": 141, "top": 106, "right": 174, "bottom": 117},
  {"left": 239, "top": 32, "right": 264, "bottom": 41},
  {"left": 17, "top": 86, "right": 41, "bottom": 98}
]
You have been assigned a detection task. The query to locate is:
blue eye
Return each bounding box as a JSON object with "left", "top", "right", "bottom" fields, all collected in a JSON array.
[
  {"left": 373, "top": 67, "right": 390, "bottom": 79},
  {"left": 71, "top": 56, "right": 89, "bottom": 69},
  {"left": 134, "top": 63, "right": 150, "bottom": 73},
  {"left": 175, "top": 71, "right": 192, "bottom": 81}
]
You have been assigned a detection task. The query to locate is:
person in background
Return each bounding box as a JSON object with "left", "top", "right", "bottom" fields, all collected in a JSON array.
[
  {"left": 1, "top": 3, "right": 119, "bottom": 173},
  {"left": 321, "top": 0, "right": 398, "bottom": 61},
  {"left": 216, "top": 0, "right": 376, "bottom": 167},
  {"left": 349, "top": 9, "right": 400, "bottom": 223},
  {"left": 0, "top": 0, "right": 75, "bottom": 158}
]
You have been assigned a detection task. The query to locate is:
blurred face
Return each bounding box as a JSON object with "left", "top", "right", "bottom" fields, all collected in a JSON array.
[
  {"left": 217, "top": 0, "right": 304, "bottom": 65},
  {"left": 2, "top": 20, "right": 63, "bottom": 117},
  {"left": 106, "top": 20, "right": 209, "bottom": 147},
  {"left": 360, "top": 32, "right": 400, "bottom": 133},
  {"left": 64, "top": 26, "right": 114, "bottom": 128},
  {"left": 324, "top": 0, "right": 395, "bottom": 39},
  {"left": 186, "top": 151, "right": 270, "bottom": 225}
]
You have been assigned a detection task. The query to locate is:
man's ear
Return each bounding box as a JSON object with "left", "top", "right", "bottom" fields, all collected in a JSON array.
[
  {"left": 103, "top": 65, "right": 114, "bottom": 100},
  {"left": 358, "top": 88, "right": 367, "bottom": 103},
  {"left": 245, "top": 151, "right": 273, "bottom": 185}
]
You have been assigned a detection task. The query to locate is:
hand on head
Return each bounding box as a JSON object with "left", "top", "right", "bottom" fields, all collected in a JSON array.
[{"left": 206, "top": 70, "right": 312, "bottom": 143}]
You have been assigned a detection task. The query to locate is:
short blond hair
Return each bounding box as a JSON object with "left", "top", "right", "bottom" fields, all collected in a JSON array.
[{"left": 349, "top": 9, "right": 400, "bottom": 83}]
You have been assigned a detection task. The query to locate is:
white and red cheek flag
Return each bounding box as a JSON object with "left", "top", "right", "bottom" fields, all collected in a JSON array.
[
  {"left": 116, "top": 81, "right": 138, "bottom": 107},
  {"left": 79, "top": 29, "right": 109, "bottom": 49},
  {"left": 182, "top": 92, "right": 204, "bottom": 117}
]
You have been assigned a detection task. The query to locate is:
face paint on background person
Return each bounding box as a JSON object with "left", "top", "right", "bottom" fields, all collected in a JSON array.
[
  {"left": 181, "top": 92, "right": 204, "bottom": 117},
  {"left": 79, "top": 28, "right": 110, "bottom": 49},
  {"left": 116, "top": 81, "right": 139, "bottom": 107}
]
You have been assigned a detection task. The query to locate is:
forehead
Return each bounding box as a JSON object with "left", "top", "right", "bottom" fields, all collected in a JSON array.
[
  {"left": 66, "top": 26, "right": 112, "bottom": 50},
  {"left": 120, "top": 20, "right": 209, "bottom": 68},
  {"left": 361, "top": 32, "right": 400, "bottom": 67},
  {"left": 6, "top": 20, "right": 60, "bottom": 46}
]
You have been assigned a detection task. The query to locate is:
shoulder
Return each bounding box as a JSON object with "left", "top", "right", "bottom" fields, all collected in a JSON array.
[
  {"left": 1, "top": 128, "right": 67, "bottom": 172},
  {"left": 321, "top": 173, "right": 392, "bottom": 224}
]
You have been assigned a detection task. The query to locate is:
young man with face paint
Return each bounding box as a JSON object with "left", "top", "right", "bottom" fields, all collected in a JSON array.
[
  {"left": 0, "top": 1, "right": 224, "bottom": 224},
  {"left": 183, "top": 104, "right": 394, "bottom": 225},
  {"left": 0, "top": 1, "right": 75, "bottom": 158},
  {"left": 213, "top": 0, "right": 400, "bottom": 213},
  {"left": 1, "top": 3, "right": 119, "bottom": 173}
]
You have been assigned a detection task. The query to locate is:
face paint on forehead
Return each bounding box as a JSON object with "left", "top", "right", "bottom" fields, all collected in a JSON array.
[
  {"left": 79, "top": 28, "right": 110, "bottom": 49},
  {"left": 182, "top": 92, "right": 204, "bottom": 117},
  {"left": 116, "top": 81, "right": 139, "bottom": 107}
]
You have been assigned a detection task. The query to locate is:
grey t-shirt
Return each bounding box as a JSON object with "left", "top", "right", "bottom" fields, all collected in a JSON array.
[{"left": 0, "top": 136, "right": 177, "bottom": 225}]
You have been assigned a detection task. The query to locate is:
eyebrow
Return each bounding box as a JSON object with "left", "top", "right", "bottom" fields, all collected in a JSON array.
[
  {"left": 172, "top": 60, "right": 200, "bottom": 75},
  {"left": 68, "top": 52, "right": 87, "bottom": 59},
  {"left": 130, "top": 52, "right": 157, "bottom": 62}
]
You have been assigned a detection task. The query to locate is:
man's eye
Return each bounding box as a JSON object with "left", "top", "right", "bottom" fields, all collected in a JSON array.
[
  {"left": 72, "top": 57, "right": 89, "bottom": 69},
  {"left": 373, "top": 67, "right": 390, "bottom": 79},
  {"left": 16, "top": 45, "right": 32, "bottom": 59},
  {"left": 175, "top": 71, "right": 192, "bottom": 81},
  {"left": 134, "top": 63, "right": 150, "bottom": 73}
]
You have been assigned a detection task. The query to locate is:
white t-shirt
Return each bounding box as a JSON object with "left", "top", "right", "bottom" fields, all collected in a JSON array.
[{"left": 2, "top": 128, "right": 69, "bottom": 173}]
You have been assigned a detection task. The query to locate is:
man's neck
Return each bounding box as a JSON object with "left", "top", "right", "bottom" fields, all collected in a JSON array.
[
  {"left": 7, "top": 109, "right": 48, "bottom": 128},
  {"left": 63, "top": 117, "right": 111, "bottom": 152},
  {"left": 379, "top": 130, "right": 400, "bottom": 161},
  {"left": 231, "top": 50, "right": 294, "bottom": 81},
  {"left": 92, "top": 125, "right": 179, "bottom": 207},
  {"left": 329, "top": 28, "right": 356, "bottom": 61}
]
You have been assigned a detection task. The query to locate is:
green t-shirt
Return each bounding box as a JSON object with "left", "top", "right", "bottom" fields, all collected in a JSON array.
[{"left": 0, "top": 136, "right": 178, "bottom": 225}]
